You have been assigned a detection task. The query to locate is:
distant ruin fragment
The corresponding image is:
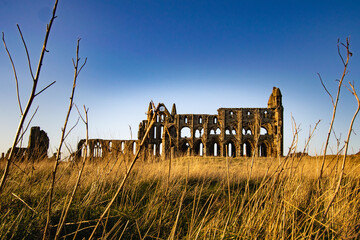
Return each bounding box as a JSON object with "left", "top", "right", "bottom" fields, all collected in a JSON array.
[
  {"left": 1, "top": 126, "right": 49, "bottom": 161},
  {"left": 77, "top": 87, "right": 283, "bottom": 160}
]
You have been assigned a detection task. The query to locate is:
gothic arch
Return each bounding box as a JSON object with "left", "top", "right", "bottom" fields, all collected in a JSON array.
[
  {"left": 242, "top": 140, "right": 254, "bottom": 157},
  {"left": 258, "top": 141, "right": 270, "bottom": 157},
  {"left": 224, "top": 140, "right": 236, "bottom": 157},
  {"left": 194, "top": 140, "right": 204, "bottom": 156},
  {"left": 208, "top": 138, "right": 220, "bottom": 157}
]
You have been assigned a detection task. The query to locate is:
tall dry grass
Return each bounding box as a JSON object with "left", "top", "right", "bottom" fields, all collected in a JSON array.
[{"left": 1, "top": 154, "right": 360, "bottom": 239}]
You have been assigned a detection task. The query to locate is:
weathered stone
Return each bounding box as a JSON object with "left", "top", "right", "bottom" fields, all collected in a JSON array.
[
  {"left": 77, "top": 87, "right": 283, "bottom": 160},
  {"left": 2, "top": 126, "right": 49, "bottom": 161}
]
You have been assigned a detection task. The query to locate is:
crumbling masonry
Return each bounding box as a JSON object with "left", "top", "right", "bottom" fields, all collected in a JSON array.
[
  {"left": 77, "top": 87, "right": 283, "bottom": 160},
  {"left": 1, "top": 126, "right": 49, "bottom": 161}
]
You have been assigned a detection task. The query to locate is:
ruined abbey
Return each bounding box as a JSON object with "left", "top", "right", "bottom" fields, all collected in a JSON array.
[{"left": 76, "top": 87, "right": 283, "bottom": 160}]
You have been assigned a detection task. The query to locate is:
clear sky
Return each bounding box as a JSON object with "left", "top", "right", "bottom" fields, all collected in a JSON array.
[{"left": 1, "top": 0, "right": 360, "bottom": 156}]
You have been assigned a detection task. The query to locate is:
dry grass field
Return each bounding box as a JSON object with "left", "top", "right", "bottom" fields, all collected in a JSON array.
[{"left": 1, "top": 154, "right": 360, "bottom": 239}]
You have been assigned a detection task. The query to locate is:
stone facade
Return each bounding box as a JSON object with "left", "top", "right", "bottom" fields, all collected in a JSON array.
[
  {"left": 77, "top": 87, "right": 283, "bottom": 160},
  {"left": 1, "top": 126, "right": 49, "bottom": 161}
]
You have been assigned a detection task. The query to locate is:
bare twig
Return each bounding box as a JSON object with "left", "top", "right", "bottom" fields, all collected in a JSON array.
[
  {"left": 318, "top": 73, "right": 334, "bottom": 107},
  {"left": 35, "top": 80, "right": 56, "bottom": 97},
  {"left": 16, "top": 106, "right": 39, "bottom": 145},
  {"left": 43, "top": 38, "right": 86, "bottom": 239},
  {"left": 318, "top": 38, "right": 351, "bottom": 187},
  {"left": 64, "top": 117, "right": 80, "bottom": 140},
  {"left": 11, "top": 193, "right": 37, "bottom": 214},
  {"left": 55, "top": 105, "right": 89, "bottom": 239},
  {"left": 17, "top": 24, "right": 35, "bottom": 81},
  {"left": 323, "top": 82, "right": 360, "bottom": 218},
  {"left": 0, "top": 0, "right": 59, "bottom": 194},
  {"left": 2, "top": 32, "right": 23, "bottom": 115}
]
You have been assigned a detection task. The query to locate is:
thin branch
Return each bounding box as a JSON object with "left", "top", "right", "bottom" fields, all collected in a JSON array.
[
  {"left": 323, "top": 82, "right": 360, "bottom": 218},
  {"left": 17, "top": 24, "right": 35, "bottom": 80},
  {"left": 34, "top": 80, "right": 56, "bottom": 97},
  {"left": 337, "top": 39, "right": 346, "bottom": 67},
  {"left": 2, "top": 32, "right": 23, "bottom": 115},
  {"left": 43, "top": 37, "right": 86, "bottom": 240},
  {"left": 77, "top": 57, "right": 87, "bottom": 76},
  {"left": 75, "top": 104, "right": 88, "bottom": 124},
  {"left": 63, "top": 117, "right": 80, "bottom": 140},
  {"left": 55, "top": 105, "right": 89, "bottom": 240},
  {"left": 318, "top": 38, "right": 351, "bottom": 188},
  {"left": 0, "top": 0, "right": 59, "bottom": 194},
  {"left": 16, "top": 106, "right": 39, "bottom": 146},
  {"left": 12, "top": 193, "right": 37, "bottom": 213},
  {"left": 63, "top": 141, "right": 73, "bottom": 157},
  {"left": 318, "top": 73, "right": 334, "bottom": 107}
]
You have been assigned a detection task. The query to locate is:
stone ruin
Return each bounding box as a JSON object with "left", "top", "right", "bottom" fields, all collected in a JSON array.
[
  {"left": 1, "top": 126, "right": 49, "bottom": 161},
  {"left": 76, "top": 87, "right": 283, "bottom": 160}
]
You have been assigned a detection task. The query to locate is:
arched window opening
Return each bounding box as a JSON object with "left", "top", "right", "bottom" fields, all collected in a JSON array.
[
  {"left": 160, "top": 126, "right": 164, "bottom": 139},
  {"left": 214, "top": 143, "right": 218, "bottom": 156},
  {"left": 94, "top": 142, "right": 102, "bottom": 158},
  {"left": 243, "top": 128, "right": 252, "bottom": 135},
  {"left": 225, "top": 129, "right": 231, "bottom": 135},
  {"left": 161, "top": 114, "right": 165, "bottom": 122},
  {"left": 181, "top": 142, "right": 190, "bottom": 153},
  {"left": 133, "top": 142, "right": 136, "bottom": 155},
  {"left": 213, "top": 117, "right": 217, "bottom": 124},
  {"left": 259, "top": 143, "right": 267, "bottom": 157},
  {"left": 243, "top": 142, "right": 252, "bottom": 157},
  {"left": 159, "top": 143, "right": 162, "bottom": 156},
  {"left": 226, "top": 142, "right": 236, "bottom": 157},
  {"left": 216, "top": 128, "right": 221, "bottom": 135},
  {"left": 87, "top": 145, "right": 90, "bottom": 157},
  {"left": 263, "top": 110, "right": 268, "bottom": 118},
  {"left": 153, "top": 126, "right": 157, "bottom": 139},
  {"left": 195, "top": 128, "right": 204, "bottom": 138},
  {"left": 181, "top": 127, "right": 191, "bottom": 138},
  {"left": 247, "top": 111, "right": 251, "bottom": 116},
  {"left": 232, "top": 129, "right": 236, "bottom": 135},
  {"left": 109, "top": 141, "right": 112, "bottom": 151},
  {"left": 156, "top": 115, "right": 160, "bottom": 122},
  {"left": 81, "top": 144, "right": 87, "bottom": 157},
  {"left": 199, "top": 117, "right": 202, "bottom": 124},
  {"left": 153, "top": 144, "right": 157, "bottom": 156},
  {"left": 98, "top": 143, "right": 102, "bottom": 157},
  {"left": 195, "top": 129, "right": 200, "bottom": 138},
  {"left": 121, "top": 142, "right": 125, "bottom": 151},
  {"left": 210, "top": 129, "right": 215, "bottom": 135},
  {"left": 194, "top": 141, "right": 203, "bottom": 156},
  {"left": 260, "top": 127, "right": 268, "bottom": 135},
  {"left": 230, "top": 111, "right": 234, "bottom": 118},
  {"left": 93, "top": 145, "right": 97, "bottom": 158},
  {"left": 184, "top": 116, "right": 188, "bottom": 124}
]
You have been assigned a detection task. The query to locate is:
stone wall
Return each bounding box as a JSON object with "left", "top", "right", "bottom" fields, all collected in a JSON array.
[{"left": 77, "top": 87, "right": 283, "bottom": 160}]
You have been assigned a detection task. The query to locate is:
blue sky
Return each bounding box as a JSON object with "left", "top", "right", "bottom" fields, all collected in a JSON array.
[{"left": 1, "top": 0, "right": 360, "bottom": 156}]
